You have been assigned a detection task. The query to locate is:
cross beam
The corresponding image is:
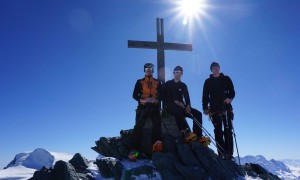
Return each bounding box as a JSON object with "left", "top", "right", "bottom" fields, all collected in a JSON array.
[
  {"left": 128, "top": 41, "right": 192, "bottom": 51},
  {"left": 128, "top": 18, "right": 192, "bottom": 83}
]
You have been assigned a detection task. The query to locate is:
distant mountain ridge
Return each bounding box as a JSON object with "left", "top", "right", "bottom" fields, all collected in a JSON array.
[
  {"left": 239, "top": 155, "right": 291, "bottom": 174},
  {"left": 239, "top": 155, "right": 300, "bottom": 180},
  {"left": 281, "top": 159, "right": 300, "bottom": 167}
]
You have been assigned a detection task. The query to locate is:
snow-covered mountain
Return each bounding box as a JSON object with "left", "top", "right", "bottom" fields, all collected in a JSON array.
[
  {"left": 5, "top": 148, "right": 55, "bottom": 170},
  {"left": 0, "top": 148, "right": 101, "bottom": 180},
  {"left": 239, "top": 155, "right": 300, "bottom": 180}
]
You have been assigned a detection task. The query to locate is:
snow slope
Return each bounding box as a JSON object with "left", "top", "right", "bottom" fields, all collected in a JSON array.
[{"left": 0, "top": 166, "right": 36, "bottom": 180}]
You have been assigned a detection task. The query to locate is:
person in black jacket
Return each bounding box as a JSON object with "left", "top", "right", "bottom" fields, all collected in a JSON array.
[
  {"left": 202, "top": 62, "right": 235, "bottom": 159},
  {"left": 164, "top": 66, "right": 203, "bottom": 141},
  {"left": 128, "top": 63, "right": 163, "bottom": 161}
]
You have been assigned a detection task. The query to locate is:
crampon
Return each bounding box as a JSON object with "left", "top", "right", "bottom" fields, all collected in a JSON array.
[
  {"left": 199, "top": 136, "right": 211, "bottom": 147},
  {"left": 152, "top": 140, "right": 163, "bottom": 153}
]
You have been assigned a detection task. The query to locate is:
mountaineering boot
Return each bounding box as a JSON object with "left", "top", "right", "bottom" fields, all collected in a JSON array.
[
  {"left": 128, "top": 149, "right": 139, "bottom": 162},
  {"left": 182, "top": 128, "right": 198, "bottom": 142},
  {"left": 185, "top": 132, "right": 198, "bottom": 142},
  {"left": 152, "top": 140, "right": 163, "bottom": 153},
  {"left": 199, "top": 136, "right": 211, "bottom": 147}
]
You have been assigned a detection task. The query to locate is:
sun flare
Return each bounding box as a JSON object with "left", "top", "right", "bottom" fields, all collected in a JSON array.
[{"left": 175, "top": 0, "right": 209, "bottom": 25}]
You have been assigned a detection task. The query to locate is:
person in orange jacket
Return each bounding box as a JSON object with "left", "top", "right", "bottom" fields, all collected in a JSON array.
[{"left": 128, "top": 63, "right": 163, "bottom": 161}]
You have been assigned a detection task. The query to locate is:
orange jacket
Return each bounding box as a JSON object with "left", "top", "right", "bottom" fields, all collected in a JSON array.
[{"left": 133, "top": 76, "right": 162, "bottom": 104}]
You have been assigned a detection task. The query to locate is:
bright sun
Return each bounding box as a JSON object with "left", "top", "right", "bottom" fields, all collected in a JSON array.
[{"left": 176, "top": 0, "right": 209, "bottom": 25}]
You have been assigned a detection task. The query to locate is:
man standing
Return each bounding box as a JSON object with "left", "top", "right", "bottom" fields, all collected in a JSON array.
[
  {"left": 128, "top": 63, "right": 163, "bottom": 161},
  {"left": 202, "top": 62, "right": 235, "bottom": 159},
  {"left": 164, "top": 65, "right": 204, "bottom": 142}
]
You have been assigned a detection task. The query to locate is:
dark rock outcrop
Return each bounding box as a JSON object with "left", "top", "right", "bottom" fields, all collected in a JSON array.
[
  {"left": 191, "top": 142, "right": 242, "bottom": 179},
  {"left": 69, "top": 153, "right": 89, "bottom": 174},
  {"left": 94, "top": 157, "right": 123, "bottom": 180},
  {"left": 29, "top": 154, "right": 94, "bottom": 180},
  {"left": 92, "top": 130, "right": 132, "bottom": 160},
  {"left": 152, "top": 152, "right": 184, "bottom": 179},
  {"left": 91, "top": 113, "right": 280, "bottom": 180},
  {"left": 29, "top": 115, "right": 280, "bottom": 180},
  {"left": 243, "top": 163, "right": 281, "bottom": 180},
  {"left": 123, "top": 165, "right": 157, "bottom": 179},
  {"left": 91, "top": 116, "right": 180, "bottom": 159},
  {"left": 53, "top": 160, "right": 79, "bottom": 180},
  {"left": 151, "top": 141, "right": 242, "bottom": 179},
  {"left": 29, "top": 166, "right": 54, "bottom": 180}
]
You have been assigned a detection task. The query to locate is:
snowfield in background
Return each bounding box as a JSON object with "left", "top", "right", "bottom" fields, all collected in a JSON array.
[{"left": 0, "top": 166, "right": 36, "bottom": 180}]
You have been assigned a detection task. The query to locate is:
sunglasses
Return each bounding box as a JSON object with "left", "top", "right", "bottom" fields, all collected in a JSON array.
[
  {"left": 174, "top": 71, "right": 182, "bottom": 74},
  {"left": 145, "top": 68, "right": 153, "bottom": 71},
  {"left": 212, "top": 66, "right": 220, "bottom": 69}
]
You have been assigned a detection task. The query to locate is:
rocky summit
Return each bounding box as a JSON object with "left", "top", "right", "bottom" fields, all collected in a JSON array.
[
  {"left": 27, "top": 116, "right": 281, "bottom": 179},
  {"left": 91, "top": 116, "right": 281, "bottom": 180}
]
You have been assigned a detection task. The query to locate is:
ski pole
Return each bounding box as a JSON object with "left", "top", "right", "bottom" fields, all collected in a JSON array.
[
  {"left": 224, "top": 105, "right": 241, "bottom": 165},
  {"left": 231, "top": 119, "right": 241, "bottom": 165}
]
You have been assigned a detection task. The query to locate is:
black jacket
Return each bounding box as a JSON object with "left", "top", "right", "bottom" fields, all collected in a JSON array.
[
  {"left": 164, "top": 79, "right": 191, "bottom": 107},
  {"left": 202, "top": 73, "right": 235, "bottom": 112}
]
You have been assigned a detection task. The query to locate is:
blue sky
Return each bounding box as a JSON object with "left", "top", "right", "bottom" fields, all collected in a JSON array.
[{"left": 1, "top": 0, "right": 300, "bottom": 168}]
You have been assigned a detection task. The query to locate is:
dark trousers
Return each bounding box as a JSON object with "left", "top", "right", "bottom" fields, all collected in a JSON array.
[
  {"left": 130, "top": 104, "right": 162, "bottom": 150},
  {"left": 167, "top": 103, "right": 203, "bottom": 137},
  {"left": 211, "top": 110, "right": 234, "bottom": 157}
]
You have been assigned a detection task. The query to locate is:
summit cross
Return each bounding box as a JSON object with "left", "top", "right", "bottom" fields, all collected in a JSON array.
[{"left": 128, "top": 18, "right": 193, "bottom": 84}]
